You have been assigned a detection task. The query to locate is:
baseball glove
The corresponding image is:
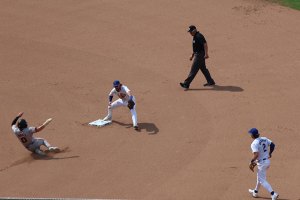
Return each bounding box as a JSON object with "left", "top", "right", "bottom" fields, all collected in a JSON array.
[
  {"left": 249, "top": 162, "right": 257, "bottom": 172},
  {"left": 127, "top": 100, "right": 135, "bottom": 110}
]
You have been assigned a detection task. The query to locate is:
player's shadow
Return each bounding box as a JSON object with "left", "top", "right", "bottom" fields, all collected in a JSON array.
[
  {"left": 32, "top": 147, "right": 79, "bottom": 160},
  {"left": 257, "top": 197, "right": 290, "bottom": 200},
  {"left": 0, "top": 147, "right": 79, "bottom": 173},
  {"left": 113, "top": 120, "right": 159, "bottom": 135},
  {"left": 31, "top": 154, "right": 80, "bottom": 160},
  {"left": 188, "top": 84, "right": 243, "bottom": 92}
]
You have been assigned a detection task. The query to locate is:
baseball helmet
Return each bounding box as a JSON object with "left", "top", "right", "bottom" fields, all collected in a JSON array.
[
  {"left": 17, "top": 119, "right": 28, "bottom": 130},
  {"left": 113, "top": 80, "right": 121, "bottom": 87},
  {"left": 248, "top": 128, "right": 259, "bottom": 135}
]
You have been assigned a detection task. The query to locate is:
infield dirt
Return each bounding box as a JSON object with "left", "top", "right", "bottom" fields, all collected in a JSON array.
[{"left": 0, "top": 0, "right": 299, "bottom": 199}]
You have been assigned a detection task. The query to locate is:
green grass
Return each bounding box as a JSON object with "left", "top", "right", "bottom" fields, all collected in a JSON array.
[{"left": 271, "top": 0, "right": 300, "bottom": 10}]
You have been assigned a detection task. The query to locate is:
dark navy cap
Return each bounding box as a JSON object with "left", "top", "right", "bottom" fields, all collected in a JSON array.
[
  {"left": 248, "top": 128, "right": 259, "bottom": 135},
  {"left": 17, "top": 119, "right": 28, "bottom": 130},
  {"left": 113, "top": 80, "right": 120, "bottom": 87},
  {"left": 187, "top": 25, "right": 196, "bottom": 32}
]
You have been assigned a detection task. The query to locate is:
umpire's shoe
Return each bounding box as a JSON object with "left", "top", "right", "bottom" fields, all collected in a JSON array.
[
  {"left": 180, "top": 82, "right": 189, "bottom": 90},
  {"left": 203, "top": 81, "right": 215, "bottom": 87}
]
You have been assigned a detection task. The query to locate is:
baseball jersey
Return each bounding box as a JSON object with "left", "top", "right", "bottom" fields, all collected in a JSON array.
[
  {"left": 193, "top": 32, "right": 206, "bottom": 53},
  {"left": 12, "top": 125, "right": 36, "bottom": 147},
  {"left": 251, "top": 137, "right": 272, "bottom": 161},
  {"left": 109, "top": 85, "right": 130, "bottom": 101}
]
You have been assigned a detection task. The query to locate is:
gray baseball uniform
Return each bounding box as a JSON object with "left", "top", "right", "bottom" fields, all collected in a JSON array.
[{"left": 12, "top": 125, "right": 50, "bottom": 152}]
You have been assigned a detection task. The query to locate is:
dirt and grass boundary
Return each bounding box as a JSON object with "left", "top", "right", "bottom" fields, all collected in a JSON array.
[{"left": 268, "top": 0, "right": 300, "bottom": 10}]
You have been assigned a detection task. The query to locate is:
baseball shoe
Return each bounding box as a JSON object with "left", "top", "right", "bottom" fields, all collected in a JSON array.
[
  {"left": 203, "top": 81, "right": 215, "bottom": 87},
  {"left": 134, "top": 126, "right": 139, "bottom": 131},
  {"left": 180, "top": 82, "right": 189, "bottom": 90},
  {"left": 271, "top": 193, "right": 279, "bottom": 200},
  {"left": 248, "top": 189, "right": 258, "bottom": 198},
  {"left": 35, "top": 149, "right": 46, "bottom": 156},
  {"left": 103, "top": 115, "right": 112, "bottom": 121},
  {"left": 48, "top": 146, "right": 60, "bottom": 153}
]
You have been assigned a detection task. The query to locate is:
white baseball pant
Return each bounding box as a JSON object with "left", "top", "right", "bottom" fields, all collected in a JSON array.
[
  {"left": 106, "top": 96, "right": 138, "bottom": 127},
  {"left": 254, "top": 159, "right": 274, "bottom": 193},
  {"left": 27, "top": 138, "right": 51, "bottom": 152}
]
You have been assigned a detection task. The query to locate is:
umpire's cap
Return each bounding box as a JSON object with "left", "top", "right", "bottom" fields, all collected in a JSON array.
[
  {"left": 187, "top": 25, "right": 197, "bottom": 32},
  {"left": 248, "top": 128, "right": 259, "bottom": 135},
  {"left": 113, "top": 80, "right": 121, "bottom": 87}
]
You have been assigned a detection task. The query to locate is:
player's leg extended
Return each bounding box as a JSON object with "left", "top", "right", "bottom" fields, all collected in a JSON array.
[
  {"left": 40, "top": 138, "right": 51, "bottom": 148},
  {"left": 130, "top": 109, "right": 138, "bottom": 126},
  {"left": 255, "top": 172, "right": 262, "bottom": 192},
  {"left": 257, "top": 161, "right": 273, "bottom": 193},
  {"left": 129, "top": 97, "right": 138, "bottom": 127},
  {"left": 104, "top": 99, "right": 123, "bottom": 120},
  {"left": 28, "top": 139, "right": 47, "bottom": 156},
  {"left": 130, "top": 107, "right": 138, "bottom": 127},
  {"left": 35, "top": 138, "right": 59, "bottom": 152}
]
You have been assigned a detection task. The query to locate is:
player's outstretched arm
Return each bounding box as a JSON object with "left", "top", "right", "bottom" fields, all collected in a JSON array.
[
  {"left": 11, "top": 112, "right": 24, "bottom": 126},
  {"left": 36, "top": 118, "right": 52, "bottom": 132}
]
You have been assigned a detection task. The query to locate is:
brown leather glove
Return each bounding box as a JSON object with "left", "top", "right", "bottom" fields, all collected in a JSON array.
[
  {"left": 127, "top": 100, "right": 135, "bottom": 110},
  {"left": 249, "top": 162, "right": 257, "bottom": 172}
]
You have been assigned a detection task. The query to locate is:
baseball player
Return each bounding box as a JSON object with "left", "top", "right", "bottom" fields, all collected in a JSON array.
[
  {"left": 11, "top": 112, "right": 59, "bottom": 156},
  {"left": 248, "top": 128, "right": 279, "bottom": 200},
  {"left": 103, "top": 80, "right": 138, "bottom": 130}
]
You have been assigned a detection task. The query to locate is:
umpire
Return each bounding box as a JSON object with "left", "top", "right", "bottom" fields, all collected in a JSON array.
[{"left": 180, "top": 25, "right": 215, "bottom": 90}]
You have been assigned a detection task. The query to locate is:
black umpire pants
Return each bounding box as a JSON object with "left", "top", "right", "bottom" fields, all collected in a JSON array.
[{"left": 184, "top": 53, "right": 214, "bottom": 87}]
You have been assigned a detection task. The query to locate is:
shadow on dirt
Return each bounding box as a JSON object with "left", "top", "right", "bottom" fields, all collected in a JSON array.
[
  {"left": 188, "top": 84, "right": 244, "bottom": 92},
  {"left": 32, "top": 147, "right": 79, "bottom": 160},
  {"left": 256, "top": 197, "right": 290, "bottom": 200},
  {"left": 0, "top": 147, "right": 79, "bottom": 172},
  {"left": 113, "top": 120, "right": 159, "bottom": 135}
]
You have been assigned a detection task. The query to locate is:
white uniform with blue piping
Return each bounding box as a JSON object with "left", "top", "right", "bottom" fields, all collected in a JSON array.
[
  {"left": 104, "top": 85, "right": 138, "bottom": 127},
  {"left": 251, "top": 137, "right": 274, "bottom": 193}
]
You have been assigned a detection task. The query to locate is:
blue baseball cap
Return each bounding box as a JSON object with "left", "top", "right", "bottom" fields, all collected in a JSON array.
[
  {"left": 113, "top": 80, "right": 120, "bottom": 87},
  {"left": 248, "top": 128, "right": 259, "bottom": 135}
]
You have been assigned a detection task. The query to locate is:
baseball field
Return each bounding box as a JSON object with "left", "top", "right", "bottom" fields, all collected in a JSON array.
[
  {"left": 277, "top": 0, "right": 300, "bottom": 10},
  {"left": 0, "top": 0, "right": 299, "bottom": 199}
]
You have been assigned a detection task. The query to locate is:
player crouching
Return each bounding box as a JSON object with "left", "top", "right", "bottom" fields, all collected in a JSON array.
[{"left": 103, "top": 80, "right": 139, "bottom": 130}]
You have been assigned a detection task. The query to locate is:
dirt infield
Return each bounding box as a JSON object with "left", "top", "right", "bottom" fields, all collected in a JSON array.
[{"left": 0, "top": 0, "right": 299, "bottom": 199}]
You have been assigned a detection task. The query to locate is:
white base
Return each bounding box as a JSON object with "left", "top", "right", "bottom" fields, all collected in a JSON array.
[{"left": 89, "top": 119, "right": 112, "bottom": 127}]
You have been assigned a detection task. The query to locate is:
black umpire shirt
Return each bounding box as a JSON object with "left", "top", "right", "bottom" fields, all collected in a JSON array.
[{"left": 193, "top": 31, "right": 206, "bottom": 53}]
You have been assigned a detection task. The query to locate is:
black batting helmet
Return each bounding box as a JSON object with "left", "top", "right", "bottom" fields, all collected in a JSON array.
[{"left": 17, "top": 119, "right": 28, "bottom": 130}]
